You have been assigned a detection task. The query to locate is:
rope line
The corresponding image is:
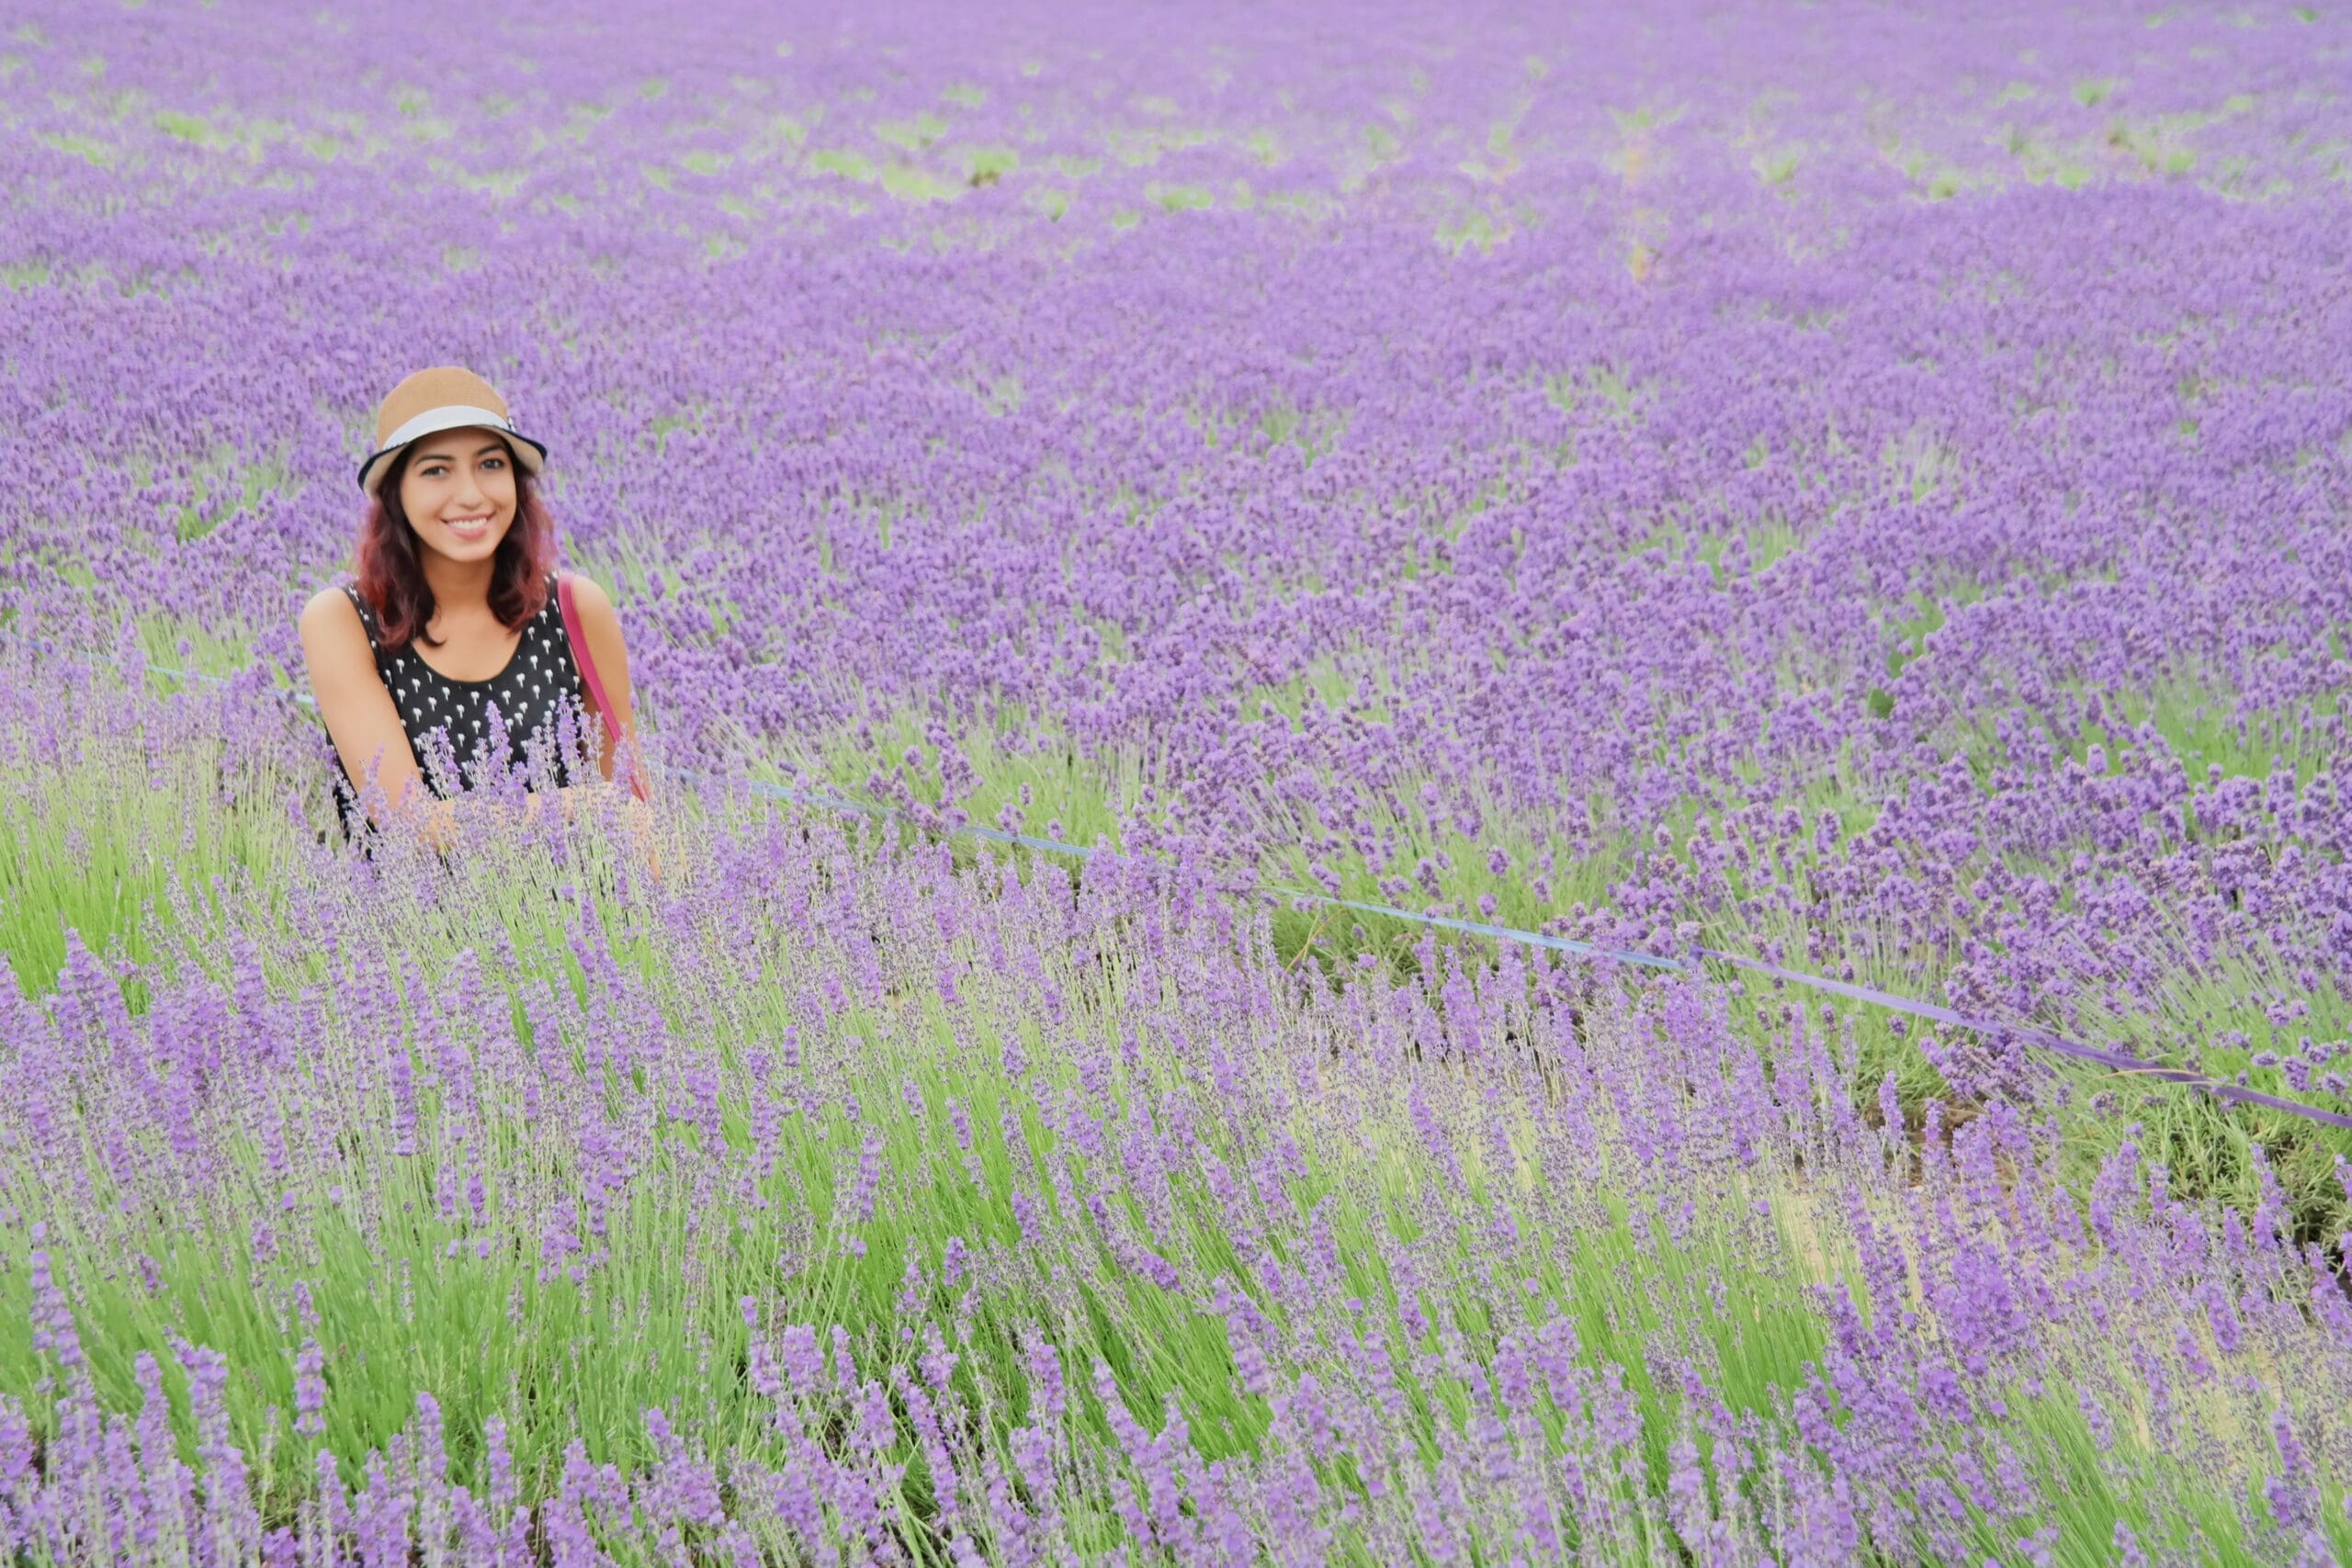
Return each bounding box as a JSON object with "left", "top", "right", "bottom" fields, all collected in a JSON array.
[{"left": 56, "top": 650, "right": 2352, "bottom": 1134}]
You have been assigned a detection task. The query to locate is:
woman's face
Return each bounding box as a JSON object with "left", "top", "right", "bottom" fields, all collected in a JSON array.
[{"left": 397, "top": 426, "right": 519, "bottom": 563}]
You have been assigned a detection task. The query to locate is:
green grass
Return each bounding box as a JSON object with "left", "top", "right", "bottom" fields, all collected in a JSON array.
[{"left": 0, "top": 718, "right": 301, "bottom": 1004}]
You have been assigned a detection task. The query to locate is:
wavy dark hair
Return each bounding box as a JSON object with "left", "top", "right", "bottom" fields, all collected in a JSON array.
[{"left": 352, "top": 435, "right": 556, "bottom": 651}]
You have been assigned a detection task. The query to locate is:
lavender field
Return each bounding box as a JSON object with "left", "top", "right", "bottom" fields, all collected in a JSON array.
[{"left": 4, "top": 0, "right": 2351, "bottom": 1561}]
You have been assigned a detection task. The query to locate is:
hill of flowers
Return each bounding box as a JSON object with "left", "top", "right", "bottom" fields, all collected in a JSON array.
[{"left": 2, "top": 0, "right": 2349, "bottom": 1560}]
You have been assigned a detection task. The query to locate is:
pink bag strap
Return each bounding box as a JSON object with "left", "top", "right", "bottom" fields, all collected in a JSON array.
[{"left": 558, "top": 571, "right": 650, "bottom": 801}]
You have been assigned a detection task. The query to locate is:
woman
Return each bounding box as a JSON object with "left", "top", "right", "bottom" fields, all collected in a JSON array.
[{"left": 300, "top": 365, "right": 648, "bottom": 853}]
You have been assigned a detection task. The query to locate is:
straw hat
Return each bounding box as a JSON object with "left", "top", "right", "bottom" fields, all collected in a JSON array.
[{"left": 356, "top": 366, "right": 548, "bottom": 496}]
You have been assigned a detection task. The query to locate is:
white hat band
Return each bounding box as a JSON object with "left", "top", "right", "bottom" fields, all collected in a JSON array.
[{"left": 378, "top": 404, "right": 517, "bottom": 452}]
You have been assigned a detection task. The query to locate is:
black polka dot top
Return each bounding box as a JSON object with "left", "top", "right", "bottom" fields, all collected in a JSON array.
[{"left": 331, "top": 570, "right": 591, "bottom": 807}]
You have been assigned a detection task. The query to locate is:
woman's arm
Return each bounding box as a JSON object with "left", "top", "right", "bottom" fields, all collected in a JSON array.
[
  {"left": 560, "top": 575, "right": 662, "bottom": 882},
  {"left": 565, "top": 573, "right": 647, "bottom": 794},
  {"left": 299, "top": 588, "right": 453, "bottom": 842}
]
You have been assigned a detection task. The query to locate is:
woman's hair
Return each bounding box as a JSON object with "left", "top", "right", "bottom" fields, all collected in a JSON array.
[{"left": 352, "top": 435, "right": 556, "bottom": 651}]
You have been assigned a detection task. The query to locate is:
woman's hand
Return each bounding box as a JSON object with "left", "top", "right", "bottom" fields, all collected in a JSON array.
[
  {"left": 516, "top": 782, "right": 663, "bottom": 885},
  {"left": 520, "top": 783, "right": 584, "bottom": 827},
  {"left": 422, "top": 795, "right": 460, "bottom": 853},
  {"left": 623, "top": 792, "right": 665, "bottom": 886}
]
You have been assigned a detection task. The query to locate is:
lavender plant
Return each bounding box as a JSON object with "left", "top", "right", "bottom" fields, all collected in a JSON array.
[
  {"left": 3, "top": 0, "right": 2349, "bottom": 1557},
  {"left": 3, "top": 750, "right": 2348, "bottom": 1562}
]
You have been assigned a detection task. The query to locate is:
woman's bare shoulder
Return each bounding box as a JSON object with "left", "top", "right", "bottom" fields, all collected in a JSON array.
[
  {"left": 562, "top": 570, "right": 615, "bottom": 609},
  {"left": 300, "top": 582, "right": 360, "bottom": 626},
  {"left": 299, "top": 585, "right": 373, "bottom": 671},
  {"left": 562, "top": 571, "right": 624, "bottom": 633},
  {"left": 303, "top": 577, "right": 361, "bottom": 605}
]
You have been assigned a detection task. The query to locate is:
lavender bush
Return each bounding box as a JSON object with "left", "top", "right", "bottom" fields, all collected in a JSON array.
[
  {"left": 4, "top": 734, "right": 2349, "bottom": 1562},
  {"left": 3, "top": 0, "right": 2348, "bottom": 1558}
]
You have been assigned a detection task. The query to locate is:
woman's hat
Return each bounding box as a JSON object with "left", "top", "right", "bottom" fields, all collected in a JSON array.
[{"left": 356, "top": 366, "right": 548, "bottom": 497}]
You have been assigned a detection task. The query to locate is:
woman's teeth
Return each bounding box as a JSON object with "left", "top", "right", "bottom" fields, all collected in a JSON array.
[{"left": 446, "top": 516, "right": 492, "bottom": 539}]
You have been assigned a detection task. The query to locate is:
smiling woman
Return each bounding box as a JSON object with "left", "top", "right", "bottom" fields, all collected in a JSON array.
[{"left": 298, "top": 366, "right": 649, "bottom": 852}]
